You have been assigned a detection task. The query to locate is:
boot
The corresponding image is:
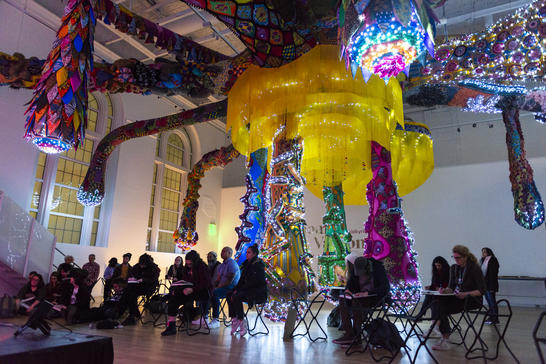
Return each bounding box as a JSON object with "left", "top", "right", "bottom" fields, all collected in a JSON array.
[{"left": 161, "top": 321, "right": 177, "bottom": 336}]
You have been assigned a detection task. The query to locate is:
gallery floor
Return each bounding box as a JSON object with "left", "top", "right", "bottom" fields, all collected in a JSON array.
[{"left": 2, "top": 302, "right": 543, "bottom": 363}]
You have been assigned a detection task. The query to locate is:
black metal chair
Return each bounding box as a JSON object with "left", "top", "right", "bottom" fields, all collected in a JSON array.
[
  {"left": 480, "top": 299, "right": 519, "bottom": 363},
  {"left": 289, "top": 289, "right": 327, "bottom": 342},
  {"left": 402, "top": 299, "right": 441, "bottom": 364},
  {"left": 243, "top": 299, "right": 269, "bottom": 336},
  {"left": 344, "top": 295, "right": 408, "bottom": 363},
  {"left": 533, "top": 311, "right": 546, "bottom": 364},
  {"left": 177, "top": 299, "right": 210, "bottom": 336}
]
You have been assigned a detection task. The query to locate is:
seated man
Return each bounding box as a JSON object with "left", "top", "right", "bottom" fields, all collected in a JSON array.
[
  {"left": 209, "top": 247, "right": 241, "bottom": 328},
  {"left": 332, "top": 256, "right": 390, "bottom": 346},
  {"left": 118, "top": 253, "right": 159, "bottom": 325},
  {"left": 161, "top": 251, "right": 211, "bottom": 336},
  {"left": 82, "top": 278, "right": 127, "bottom": 323},
  {"left": 226, "top": 244, "right": 267, "bottom": 336}
]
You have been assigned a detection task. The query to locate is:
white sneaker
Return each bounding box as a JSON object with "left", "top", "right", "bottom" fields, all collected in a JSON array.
[
  {"left": 231, "top": 318, "right": 240, "bottom": 335},
  {"left": 209, "top": 319, "right": 220, "bottom": 329},
  {"left": 432, "top": 339, "right": 450, "bottom": 351}
]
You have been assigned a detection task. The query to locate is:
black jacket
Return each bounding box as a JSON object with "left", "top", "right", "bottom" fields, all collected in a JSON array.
[
  {"left": 129, "top": 263, "right": 159, "bottom": 293},
  {"left": 480, "top": 256, "right": 499, "bottom": 292},
  {"left": 236, "top": 257, "right": 268, "bottom": 303},
  {"left": 180, "top": 261, "right": 212, "bottom": 301},
  {"left": 448, "top": 261, "right": 486, "bottom": 295},
  {"left": 346, "top": 258, "right": 390, "bottom": 299},
  {"left": 59, "top": 282, "right": 91, "bottom": 310}
]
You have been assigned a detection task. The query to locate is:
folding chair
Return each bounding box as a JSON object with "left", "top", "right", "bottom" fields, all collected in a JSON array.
[
  {"left": 402, "top": 299, "right": 440, "bottom": 364},
  {"left": 447, "top": 297, "right": 489, "bottom": 361},
  {"left": 178, "top": 299, "right": 210, "bottom": 336},
  {"left": 289, "top": 289, "right": 327, "bottom": 342},
  {"left": 243, "top": 299, "right": 269, "bottom": 336},
  {"left": 220, "top": 298, "right": 232, "bottom": 327},
  {"left": 534, "top": 311, "right": 546, "bottom": 364},
  {"left": 344, "top": 295, "right": 408, "bottom": 363},
  {"left": 384, "top": 288, "right": 422, "bottom": 337}
]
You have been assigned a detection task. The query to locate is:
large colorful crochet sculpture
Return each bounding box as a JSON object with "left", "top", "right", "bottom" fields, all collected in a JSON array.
[
  {"left": 364, "top": 141, "right": 421, "bottom": 307},
  {"left": 234, "top": 149, "right": 268, "bottom": 265},
  {"left": 259, "top": 134, "right": 314, "bottom": 321},
  {"left": 24, "top": 0, "right": 95, "bottom": 154},
  {"left": 317, "top": 184, "right": 352, "bottom": 288},
  {"left": 338, "top": 0, "right": 445, "bottom": 80},
  {"left": 174, "top": 144, "right": 240, "bottom": 251}
]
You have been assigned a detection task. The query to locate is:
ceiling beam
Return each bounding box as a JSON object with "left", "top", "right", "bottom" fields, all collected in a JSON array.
[{"left": 439, "top": 0, "right": 531, "bottom": 26}]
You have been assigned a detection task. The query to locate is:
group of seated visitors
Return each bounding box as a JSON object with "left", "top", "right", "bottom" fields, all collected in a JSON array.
[
  {"left": 330, "top": 244, "right": 487, "bottom": 353},
  {"left": 161, "top": 244, "right": 267, "bottom": 337}
]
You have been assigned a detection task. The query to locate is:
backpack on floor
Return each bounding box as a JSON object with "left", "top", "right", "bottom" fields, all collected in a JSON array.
[
  {"left": 327, "top": 306, "right": 340, "bottom": 327},
  {"left": 0, "top": 294, "right": 17, "bottom": 318},
  {"left": 364, "top": 318, "right": 405, "bottom": 353}
]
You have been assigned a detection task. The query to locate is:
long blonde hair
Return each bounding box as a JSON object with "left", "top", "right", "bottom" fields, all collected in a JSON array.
[{"left": 452, "top": 245, "right": 478, "bottom": 265}]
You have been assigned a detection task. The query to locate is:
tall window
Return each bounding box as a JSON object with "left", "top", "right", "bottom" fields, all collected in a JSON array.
[
  {"left": 147, "top": 131, "right": 191, "bottom": 253},
  {"left": 29, "top": 93, "right": 116, "bottom": 246}
]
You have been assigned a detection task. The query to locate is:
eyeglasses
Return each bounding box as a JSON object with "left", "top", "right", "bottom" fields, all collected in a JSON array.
[{"left": 451, "top": 255, "right": 463, "bottom": 260}]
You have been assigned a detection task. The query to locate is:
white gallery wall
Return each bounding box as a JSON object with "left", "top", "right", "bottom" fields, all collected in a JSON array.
[{"left": 0, "top": 3, "right": 229, "bottom": 294}]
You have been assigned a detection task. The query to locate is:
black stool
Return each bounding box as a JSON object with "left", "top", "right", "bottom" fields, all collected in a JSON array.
[{"left": 243, "top": 300, "right": 269, "bottom": 336}]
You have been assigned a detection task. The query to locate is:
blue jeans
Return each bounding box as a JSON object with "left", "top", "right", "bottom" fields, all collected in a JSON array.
[
  {"left": 212, "top": 285, "right": 235, "bottom": 319},
  {"left": 484, "top": 291, "right": 498, "bottom": 322}
]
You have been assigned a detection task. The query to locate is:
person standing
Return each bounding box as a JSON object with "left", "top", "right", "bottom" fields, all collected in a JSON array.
[
  {"left": 209, "top": 247, "right": 241, "bottom": 328},
  {"left": 481, "top": 247, "right": 500, "bottom": 324},
  {"left": 83, "top": 254, "right": 100, "bottom": 287}
]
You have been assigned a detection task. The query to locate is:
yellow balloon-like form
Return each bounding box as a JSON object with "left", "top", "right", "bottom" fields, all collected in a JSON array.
[
  {"left": 227, "top": 45, "right": 404, "bottom": 192},
  {"left": 333, "top": 121, "right": 435, "bottom": 205}
]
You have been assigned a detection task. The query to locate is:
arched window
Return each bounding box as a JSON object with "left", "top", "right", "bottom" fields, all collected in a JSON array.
[
  {"left": 147, "top": 131, "right": 192, "bottom": 253},
  {"left": 29, "top": 92, "right": 118, "bottom": 246}
]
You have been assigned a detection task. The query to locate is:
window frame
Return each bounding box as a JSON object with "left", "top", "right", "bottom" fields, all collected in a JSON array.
[{"left": 147, "top": 130, "right": 192, "bottom": 254}]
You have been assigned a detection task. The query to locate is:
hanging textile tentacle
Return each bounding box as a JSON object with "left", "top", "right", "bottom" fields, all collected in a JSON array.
[
  {"left": 174, "top": 144, "right": 240, "bottom": 251},
  {"left": 498, "top": 96, "right": 545, "bottom": 229},
  {"left": 25, "top": 0, "right": 96, "bottom": 153},
  {"left": 77, "top": 99, "right": 228, "bottom": 207}
]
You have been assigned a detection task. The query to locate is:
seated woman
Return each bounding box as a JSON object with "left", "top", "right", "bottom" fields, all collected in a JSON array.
[
  {"left": 332, "top": 256, "right": 390, "bottom": 345},
  {"left": 44, "top": 272, "right": 62, "bottom": 303},
  {"left": 161, "top": 251, "right": 211, "bottom": 336},
  {"left": 166, "top": 256, "right": 183, "bottom": 282},
  {"left": 416, "top": 256, "right": 450, "bottom": 318},
  {"left": 430, "top": 245, "right": 486, "bottom": 351},
  {"left": 118, "top": 253, "right": 160, "bottom": 325},
  {"left": 226, "top": 244, "right": 267, "bottom": 336},
  {"left": 16, "top": 273, "right": 45, "bottom": 315},
  {"left": 58, "top": 269, "right": 91, "bottom": 323},
  {"left": 103, "top": 257, "right": 119, "bottom": 300}
]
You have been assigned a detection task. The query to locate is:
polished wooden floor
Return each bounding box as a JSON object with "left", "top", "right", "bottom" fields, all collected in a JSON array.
[{"left": 3, "top": 303, "right": 544, "bottom": 363}]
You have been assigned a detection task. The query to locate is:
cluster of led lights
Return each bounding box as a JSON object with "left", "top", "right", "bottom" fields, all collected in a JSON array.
[
  {"left": 31, "top": 136, "right": 72, "bottom": 154},
  {"left": 463, "top": 95, "right": 502, "bottom": 114},
  {"left": 345, "top": 14, "right": 427, "bottom": 80},
  {"left": 77, "top": 186, "right": 103, "bottom": 207},
  {"left": 423, "top": 0, "right": 546, "bottom": 84}
]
